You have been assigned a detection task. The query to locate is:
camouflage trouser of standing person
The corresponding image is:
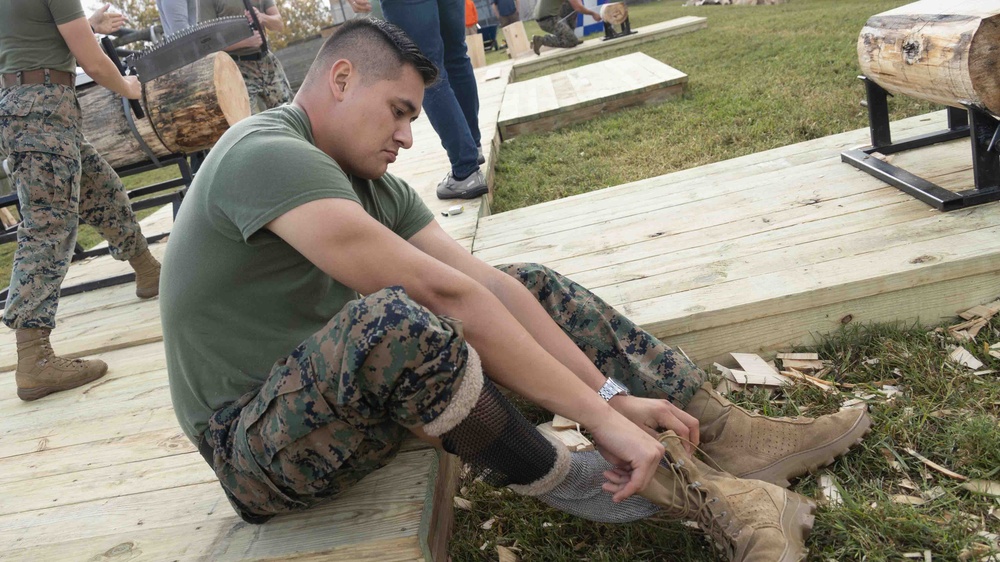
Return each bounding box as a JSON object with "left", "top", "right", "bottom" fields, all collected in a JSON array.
[
  {"left": 198, "top": 263, "right": 706, "bottom": 523},
  {"left": 537, "top": 14, "right": 582, "bottom": 48},
  {"left": 0, "top": 83, "right": 147, "bottom": 330},
  {"left": 236, "top": 52, "right": 294, "bottom": 114}
]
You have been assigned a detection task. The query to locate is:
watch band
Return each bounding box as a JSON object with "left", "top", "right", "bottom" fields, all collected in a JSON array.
[{"left": 598, "top": 377, "right": 630, "bottom": 401}]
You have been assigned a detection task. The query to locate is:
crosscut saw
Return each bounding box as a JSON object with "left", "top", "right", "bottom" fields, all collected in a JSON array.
[{"left": 126, "top": 0, "right": 267, "bottom": 84}]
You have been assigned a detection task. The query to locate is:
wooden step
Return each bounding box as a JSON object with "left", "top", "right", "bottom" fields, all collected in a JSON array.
[{"left": 498, "top": 52, "right": 687, "bottom": 139}]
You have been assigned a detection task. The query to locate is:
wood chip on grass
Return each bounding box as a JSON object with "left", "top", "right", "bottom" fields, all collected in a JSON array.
[
  {"left": 818, "top": 472, "right": 843, "bottom": 506},
  {"left": 536, "top": 421, "right": 595, "bottom": 452},
  {"left": 961, "top": 480, "right": 1000, "bottom": 497},
  {"left": 497, "top": 545, "right": 521, "bottom": 562},
  {"left": 949, "top": 347, "right": 984, "bottom": 370},
  {"left": 906, "top": 448, "right": 968, "bottom": 481}
]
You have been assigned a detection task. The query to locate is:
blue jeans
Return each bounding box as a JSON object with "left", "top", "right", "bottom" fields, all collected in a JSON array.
[{"left": 381, "top": 0, "right": 482, "bottom": 179}]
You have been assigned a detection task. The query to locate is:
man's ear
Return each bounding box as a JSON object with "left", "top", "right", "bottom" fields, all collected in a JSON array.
[{"left": 329, "top": 59, "right": 352, "bottom": 101}]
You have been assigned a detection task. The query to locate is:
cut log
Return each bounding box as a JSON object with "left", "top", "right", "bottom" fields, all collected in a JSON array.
[
  {"left": 145, "top": 51, "right": 251, "bottom": 154},
  {"left": 857, "top": 1, "right": 1000, "bottom": 116},
  {"left": 79, "top": 52, "right": 250, "bottom": 169},
  {"left": 467, "top": 32, "right": 486, "bottom": 69},
  {"left": 600, "top": 3, "right": 629, "bottom": 25},
  {"left": 503, "top": 21, "right": 532, "bottom": 59}
]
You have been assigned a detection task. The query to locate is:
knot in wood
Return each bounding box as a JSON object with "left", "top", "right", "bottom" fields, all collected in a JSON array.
[{"left": 902, "top": 36, "right": 923, "bottom": 64}]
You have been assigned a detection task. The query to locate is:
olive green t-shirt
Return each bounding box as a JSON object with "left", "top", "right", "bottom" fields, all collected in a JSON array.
[
  {"left": 534, "top": 0, "right": 563, "bottom": 20},
  {"left": 197, "top": 0, "right": 274, "bottom": 57},
  {"left": 161, "top": 104, "right": 435, "bottom": 441},
  {"left": 0, "top": 0, "right": 84, "bottom": 74}
]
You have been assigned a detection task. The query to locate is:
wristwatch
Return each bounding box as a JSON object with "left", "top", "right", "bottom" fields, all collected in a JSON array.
[{"left": 598, "top": 377, "right": 630, "bottom": 401}]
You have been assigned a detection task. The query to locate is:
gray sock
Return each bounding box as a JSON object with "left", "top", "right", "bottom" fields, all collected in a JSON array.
[{"left": 536, "top": 450, "right": 661, "bottom": 523}]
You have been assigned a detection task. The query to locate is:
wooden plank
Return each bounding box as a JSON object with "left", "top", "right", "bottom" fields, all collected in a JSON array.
[
  {"left": 656, "top": 269, "right": 1000, "bottom": 367},
  {"left": 499, "top": 53, "right": 687, "bottom": 139},
  {"left": 510, "top": 16, "right": 708, "bottom": 80},
  {"left": 474, "top": 112, "right": 950, "bottom": 252},
  {"left": 1, "top": 449, "right": 443, "bottom": 561}
]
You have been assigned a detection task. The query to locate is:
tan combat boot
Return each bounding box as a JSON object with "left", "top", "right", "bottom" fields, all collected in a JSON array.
[
  {"left": 129, "top": 249, "right": 161, "bottom": 299},
  {"left": 685, "top": 383, "right": 871, "bottom": 487},
  {"left": 15, "top": 328, "right": 108, "bottom": 401},
  {"left": 641, "top": 432, "right": 816, "bottom": 562}
]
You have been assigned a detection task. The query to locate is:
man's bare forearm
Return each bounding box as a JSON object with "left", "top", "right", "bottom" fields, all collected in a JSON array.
[{"left": 485, "top": 271, "right": 608, "bottom": 391}]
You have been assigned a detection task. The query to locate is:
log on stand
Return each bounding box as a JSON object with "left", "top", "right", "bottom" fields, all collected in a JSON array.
[
  {"left": 841, "top": 0, "right": 1000, "bottom": 211},
  {"left": 79, "top": 51, "right": 251, "bottom": 169},
  {"left": 857, "top": 0, "right": 1000, "bottom": 116}
]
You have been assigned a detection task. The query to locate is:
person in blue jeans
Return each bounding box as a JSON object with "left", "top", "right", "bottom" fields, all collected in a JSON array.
[{"left": 347, "top": 0, "right": 488, "bottom": 200}]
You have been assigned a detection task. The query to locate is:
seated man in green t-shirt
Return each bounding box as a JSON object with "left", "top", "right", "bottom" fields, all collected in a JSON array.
[{"left": 161, "top": 18, "right": 869, "bottom": 556}]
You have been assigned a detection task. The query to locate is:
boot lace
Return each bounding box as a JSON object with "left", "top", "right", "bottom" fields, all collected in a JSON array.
[
  {"left": 660, "top": 438, "right": 741, "bottom": 559},
  {"left": 37, "top": 340, "right": 89, "bottom": 369}
]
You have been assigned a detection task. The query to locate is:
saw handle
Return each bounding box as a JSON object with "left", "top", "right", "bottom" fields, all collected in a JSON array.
[
  {"left": 100, "top": 36, "right": 145, "bottom": 119},
  {"left": 242, "top": 0, "right": 269, "bottom": 55}
]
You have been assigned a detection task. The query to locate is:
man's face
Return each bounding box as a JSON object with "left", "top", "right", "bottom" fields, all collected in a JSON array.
[{"left": 330, "top": 64, "right": 425, "bottom": 180}]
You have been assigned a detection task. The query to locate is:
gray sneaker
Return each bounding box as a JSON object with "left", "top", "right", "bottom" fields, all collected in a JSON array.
[
  {"left": 477, "top": 146, "right": 485, "bottom": 165},
  {"left": 437, "top": 169, "right": 488, "bottom": 200}
]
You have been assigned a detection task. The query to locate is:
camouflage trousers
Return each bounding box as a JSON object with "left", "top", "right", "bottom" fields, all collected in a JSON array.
[
  {"left": 0, "top": 84, "right": 147, "bottom": 329},
  {"left": 236, "top": 52, "right": 294, "bottom": 114},
  {"left": 537, "top": 15, "right": 582, "bottom": 49},
  {"left": 200, "top": 263, "right": 705, "bottom": 522}
]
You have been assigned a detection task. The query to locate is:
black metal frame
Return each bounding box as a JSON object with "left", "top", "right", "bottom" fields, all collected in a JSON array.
[
  {"left": 602, "top": 16, "right": 636, "bottom": 41},
  {"left": 0, "top": 154, "right": 193, "bottom": 309},
  {"left": 841, "top": 77, "right": 1000, "bottom": 211}
]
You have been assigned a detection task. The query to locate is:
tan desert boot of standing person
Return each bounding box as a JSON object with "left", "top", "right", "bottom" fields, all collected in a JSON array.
[
  {"left": 14, "top": 328, "right": 108, "bottom": 401},
  {"left": 684, "top": 383, "right": 872, "bottom": 487},
  {"left": 129, "top": 248, "right": 161, "bottom": 299},
  {"left": 640, "top": 432, "right": 816, "bottom": 562}
]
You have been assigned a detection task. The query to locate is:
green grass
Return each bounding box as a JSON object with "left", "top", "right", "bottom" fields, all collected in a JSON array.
[{"left": 489, "top": 0, "right": 937, "bottom": 213}]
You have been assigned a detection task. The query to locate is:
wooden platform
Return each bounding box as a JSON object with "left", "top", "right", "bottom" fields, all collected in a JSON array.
[
  {"left": 474, "top": 111, "right": 1000, "bottom": 366},
  {"left": 498, "top": 52, "right": 687, "bottom": 139},
  {"left": 0, "top": 63, "right": 512, "bottom": 562},
  {"left": 509, "top": 16, "right": 707, "bottom": 80}
]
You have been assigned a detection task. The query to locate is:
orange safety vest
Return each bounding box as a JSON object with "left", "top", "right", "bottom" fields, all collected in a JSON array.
[{"left": 465, "top": 0, "right": 479, "bottom": 27}]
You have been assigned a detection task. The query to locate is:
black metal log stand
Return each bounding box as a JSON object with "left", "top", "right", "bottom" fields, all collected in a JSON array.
[
  {"left": 602, "top": 15, "right": 636, "bottom": 41},
  {"left": 841, "top": 77, "right": 1000, "bottom": 211},
  {"left": 0, "top": 154, "right": 193, "bottom": 309}
]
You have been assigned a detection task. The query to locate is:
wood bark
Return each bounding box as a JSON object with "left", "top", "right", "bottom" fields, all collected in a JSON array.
[
  {"left": 858, "top": 1, "right": 1000, "bottom": 116},
  {"left": 79, "top": 52, "right": 250, "bottom": 169}
]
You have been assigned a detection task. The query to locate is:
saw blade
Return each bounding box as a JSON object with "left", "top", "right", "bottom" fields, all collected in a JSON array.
[{"left": 129, "top": 16, "right": 254, "bottom": 83}]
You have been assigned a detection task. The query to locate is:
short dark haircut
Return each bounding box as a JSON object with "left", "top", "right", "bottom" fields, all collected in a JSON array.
[{"left": 303, "top": 18, "right": 438, "bottom": 89}]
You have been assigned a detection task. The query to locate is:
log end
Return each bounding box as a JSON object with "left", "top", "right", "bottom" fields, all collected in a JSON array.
[
  {"left": 600, "top": 3, "right": 629, "bottom": 26},
  {"left": 969, "top": 15, "right": 1000, "bottom": 116},
  {"left": 213, "top": 52, "right": 252, "bottom": 126}
]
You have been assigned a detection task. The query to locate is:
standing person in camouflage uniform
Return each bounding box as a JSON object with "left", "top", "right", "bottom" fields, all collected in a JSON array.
[
  {"left": 531, "top": 0, "right": 601, "bottom": 54},
  {"left": 0, "top": 0, "right": 163, "bottom": 402},
  {"left": 199, "top": 0, "right": 293, "bottom": 114},
  {"left": 161, "top": 20, "right": 869, "bottom": 557}
]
